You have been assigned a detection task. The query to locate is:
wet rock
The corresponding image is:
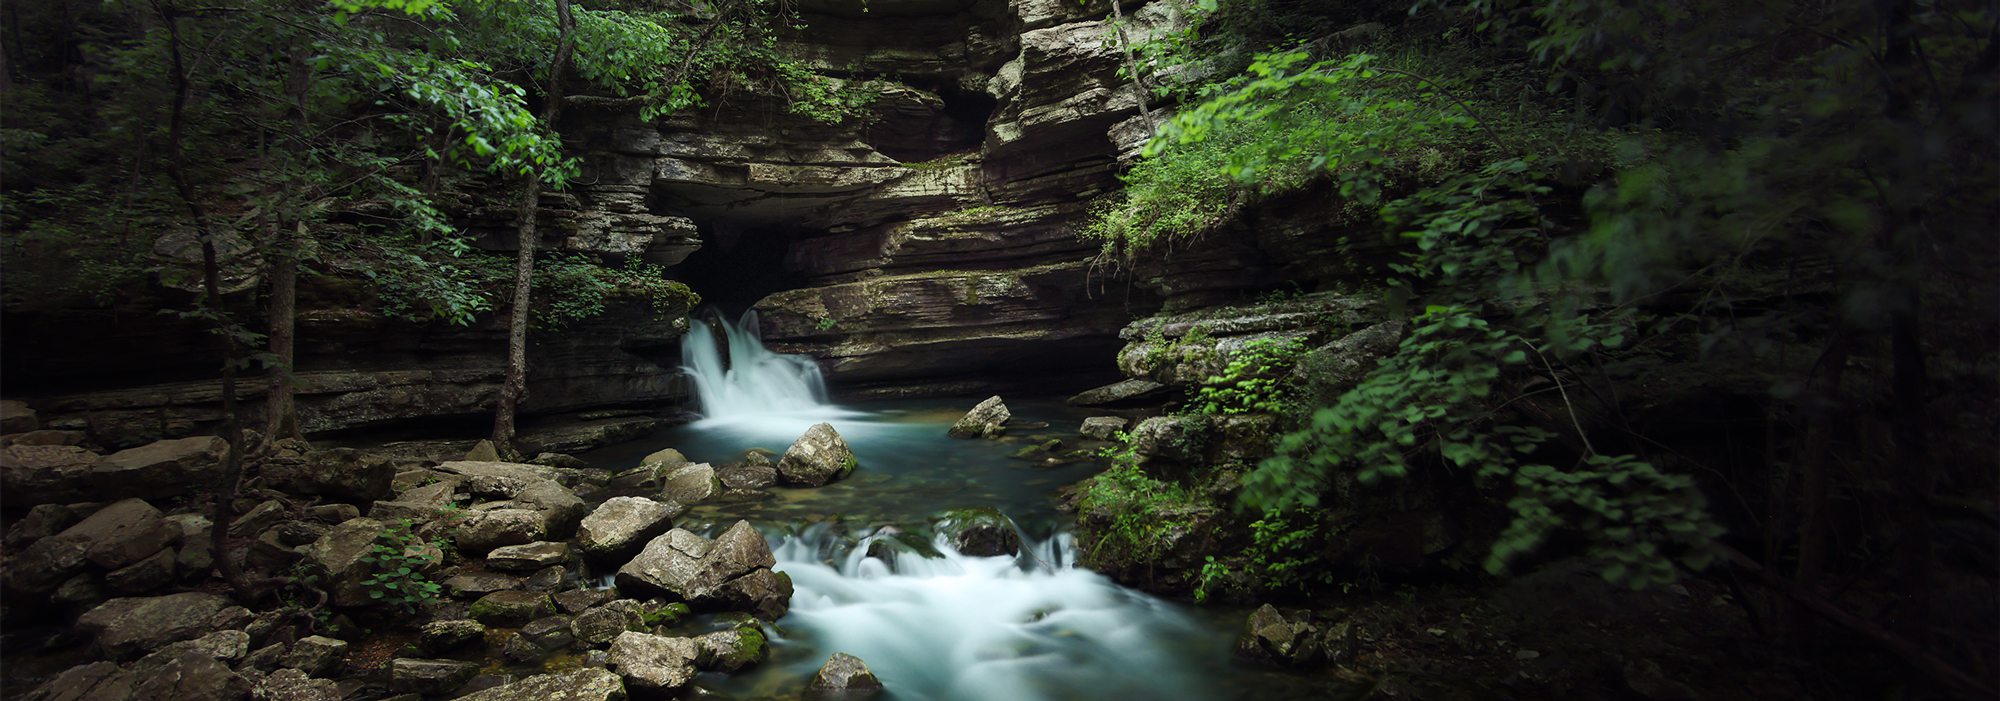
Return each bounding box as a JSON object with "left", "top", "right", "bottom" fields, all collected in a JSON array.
[
  {"left": 389, "top": 658, "right": 479, "bottom": 695},
  {"left": 487, "top": 541, "right": 571, "bottom": 572},
  {"left": 615, "top": 521, "right": 783, "bottom": 616},
  {"left": 2, "top": 399, "right": 40, "bottom": 433},
  {"left": 7, "top": 498, "right": 175, "bottom": 593},
  {"left": 261, "top": 448, "right": 395, "bottom": 501},
  {"left": 1078, "top": 416, "right": 1129, "bottom": 440},
  {"left": 660, "top": 462, "right": 721, "bottom": 509},
  {"left": 948, "top": 395, "right": 1011, "bottom": 439},
  {"left": 300, "top": 517, "right": 384, "bottom": 608},
  {"left": 778, "top": 423, "right": 856, "bottom": 487},
  {"left": 443, "top": 571, "right": 524, "bottom": 598},
  {"left": 714, "top": 567, "right": 794, "bottom": 620},
  {"left": 454, "top": 668, "right": 626, "bottom": 701},
  {"left": 1067, "top": 378, "right": 1172, "bottom": 407},
  {"left": 251, "top": 668, "right": 341, "bottom": 701},
  {"left": 577, "top": 496, "right": 674, "bottom": 560},
  {"left": 469, "top": 590, "right": 556, "bottom": 625},
  {"left": 1129, "top": 415, "right": 1211, "bottom": 463},
  {"left": 605, "top": 631, "right": 699, "bottom": 693},
  {"left": 1235, "top": 604, "right": 1325, "bottom": 665},
  {"left": 695, "top": 623, "right": 768, "bottom": 672},
  {"left": 806, "top": 652, "right": 885, "bottom": 699},
  {"left": 280, "top": 635, "right": 348, "bottom": 677},
  {"left": 75, "top": 591, "right": 234, "bottom": 660},
  {"left": 934, "top": 507, "right": 1021, "bottom": 557},
  {"left": 418, "top": 619, "right": 486, "bottom": 654},
  {"left": 500, "top": 633, "right": 545, "bottom": 664},
  {"left": 718, "top": 461, "right": 778, "bottom": 490},
  {"left": 0, "top": 445, "right": 103, "bottom": 506}
]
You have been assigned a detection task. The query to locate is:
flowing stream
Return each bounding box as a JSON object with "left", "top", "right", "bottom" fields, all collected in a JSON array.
[{"left": 583, "top": 311, "right": 1318, "bottom": 700}]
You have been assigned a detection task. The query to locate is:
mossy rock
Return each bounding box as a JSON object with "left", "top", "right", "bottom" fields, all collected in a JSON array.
[
  {"left": 468, "top": 590, "right": 556, "bottom": 625},
  {"left": 932, "top": 507, "right": 1022, "bottom": 557}
]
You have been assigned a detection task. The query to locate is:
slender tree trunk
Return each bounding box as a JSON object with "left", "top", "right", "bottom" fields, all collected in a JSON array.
[
  {"left": 157, "top": 0, "right": 253, "bottom": 602},
  {"left": 1107, "top": 0, "right": 1155, "bottom": 131},
  {"left": 264, "top": 51, "right": 311, "bottom": 444},
  {"left": 1790, "top": 332, "right": 1848, "bottom": 631},
  {"left": 492, "top": 0, "right": 576, "bottom": 455}
]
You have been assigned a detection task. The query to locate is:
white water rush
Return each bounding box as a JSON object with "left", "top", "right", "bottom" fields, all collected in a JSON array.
[
  {"left": 761, "top": 525, "right": 1223, "bottom": 701},
  {"left": 680, "top": 309, "right": 868, "bottom": 440}
]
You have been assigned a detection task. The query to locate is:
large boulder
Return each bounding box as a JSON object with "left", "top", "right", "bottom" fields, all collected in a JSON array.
[
  {"left": 454, "top": 508, "right": 548, "bottom": 554},
  {"left": 259, "top": 448, "right": 396, "bottom": 501},
  {"left": 806, "top": 652, "right": 885, "bottom": 700},
  {"left": 300, "top": 517, "right": 384, "bottom": 608},
  {"left": 0, "top": 444, "right": 102, "bottom": 506},
  {"left": 455, "top": 668, "right": 626, "bottom": 701},
  {"left": 94, "top": 437, "right": 229, "bottom": 498},
  {"left": 615, "top": 521, "right": 787, "bottom": 616},
  {"left": 486, "top": 541, "right": 571, "bottom": 572},
  {"left": 1, "top": 399, "right": 40, "bottom": 433},
  {"left": 1067, "top": 378, "right": 1172, "bottom": 407},
  {"left": 717, "top": 460, "right": 778, "bottom": 490},
  {"left": 777, "top": 423, "right": 856, "bottom": 487},
  {"left": 1078, "top": 416, "right": 1129, "bottom": 440},
  {"left": 577, "top": 497, "right": 674, "bottom": 560},
  {"left": 74, "top": 591, "right": 234, "bottom": 660},
  {"left": 6, "top": 498, "right": 177, "bottom": 593},
  {"left": 469, "top": 590, "right": 556, "bottom": 625},
  {"left": 695, "top": 623, "right": 768, "bottom": 672},
  {"left": 947, "top": 395, "right": 1011, "bottom": 439},
  {"left": 605, "top": 631, "right": 699, "bottom": 692},
  {"left": 933, "top": 507, "right": 1021, "bottom": 557}
]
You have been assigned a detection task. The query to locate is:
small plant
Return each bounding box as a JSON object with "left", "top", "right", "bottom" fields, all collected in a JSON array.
[
  {"left": 814, "top": 315, "right": 838, "bottom": 331},
  {"left": 360, "top": 519, "right": 445, "bottom": 614},
  {"left": 1193, "top": 336, "right": 1305, "bottom": 416}
]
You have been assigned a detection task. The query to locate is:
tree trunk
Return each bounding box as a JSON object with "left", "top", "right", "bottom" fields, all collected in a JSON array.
[
  {"left": 492, "top": 0, "right": 576, "bottom": 456},
  {"left": 158, "top": 0, "right": 254, "bottom": 603},
  {"left": 263, "top": 51, "right": 311, "bottom": 444},
  {"left": 1107, "top": 0, "right": 1156, "bottom": 131}
]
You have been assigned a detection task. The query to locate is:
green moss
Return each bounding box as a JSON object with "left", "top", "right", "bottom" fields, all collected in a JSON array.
[
  {"left": 640, "top": 602, "right": 693, "bottom": 627},
  {"left": 840, "top": 453, "right": 859, "bottom": 477}
]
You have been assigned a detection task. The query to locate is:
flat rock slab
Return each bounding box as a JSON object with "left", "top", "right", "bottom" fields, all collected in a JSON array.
[
  {"left": 486, "top": 541, "right": 571, "bottom": 572},
  {"left": 76, "top": 591, "right": 234, "bottom": 660},
  {"left": 455, "top": 668, "right": 626, "bottom": 701},
  {"left": 577, "top": 496, "right": 672, "bottom": 560}
]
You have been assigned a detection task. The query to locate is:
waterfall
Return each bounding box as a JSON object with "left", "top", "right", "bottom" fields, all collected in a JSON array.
[
  {"left": 681, "top": 309, "right": 831, "bottom": 419},
  {"left": 754, "top": 523, "right": 1221, "bottom": 701}
]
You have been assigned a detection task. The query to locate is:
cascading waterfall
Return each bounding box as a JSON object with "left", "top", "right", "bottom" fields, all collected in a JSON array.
[
  {"left": 754, "top": 523, "right": 1224, "bottom": 701},
  {"left": 681, "top": 309, "right": 835, "bottom": 420}
]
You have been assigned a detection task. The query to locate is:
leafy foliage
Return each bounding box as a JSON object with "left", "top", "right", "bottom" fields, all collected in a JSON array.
[
  {"left": 359, "top": 519, "right": 446, "bottom": 614},
  {"left": 1192, "top": 336, "right": 1305, "bottom": 416}
]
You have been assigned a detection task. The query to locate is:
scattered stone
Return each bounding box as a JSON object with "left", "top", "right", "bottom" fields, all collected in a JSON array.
[
  {"left": 660, "top": 462, "right": 721, "bottom": 508},
  {"left": 442, "top": 571, "right": 523, "bottom": 598},
  {"left": 262, "top": 448, "right": 396, "bottom": 501},
  {"left": 695, "top": 624, "right": 768, "bottom": 672},
  {"left": 454, "top": 509, "right": 548, "bottom": 554},
  {"left": 806, "top": 652, "right": 885, "bottom": 699},
  {"left": 75, "top": 591, "right": 233, "bottom": 660},
  {"left": 718, "top": 461, "right": 778, "bottom": 490},
  {"left": 1235, "top": 604, "right": 1321, "bottom": 665},
  {"left": 521, "top": 615, "right": 575, "bottom": 650},
  {"left": 615, "top": 520, "right": 784, "bottom": 616},
  {"left": 252, "top": 668, "right": 341, "bottom": 701},
  {"left": 1, "top": 399, "right": 40, "bottom": 433},
  {"left": 128, "top": 646, "right": 254, "bottom": 701},
  {"left": 554, "top": 588, "right": 615, "bottom": 614},
  {"left": 577, "top": 496, "right": 673, "bottom": 560},
  {"left": 419, "top": 619, "right": 486, "bottom": 654},
  {"left": 640, "top": 448, "right": 688, "bottom": 469},
  {"left": 777, "top": 423, "right": 857, "bottom": 487},
  {"left": 389, "top": 658, "right": 479, "bottom": 695},
  {"left": 454, "top": 668, "right": 625, "bottom": 701},
  {"left": 1067, "top": 378, "right": 1172, "bottom": 407},
  {"left": 571, "top": 601, "right": 646, "bottom": 646},
  {"left": 947, "top": 395, "right": 1011, "bottom": 439},
  {"left": 606, "top": 631, "right": 699, "bottom": 693},
  {"left": 524, "top": 565, "right": 568, "bottom": 592},
  {"left": 280, "top": 635, "right": 349, "bottom": 677},
  {"left": 0, "top": 444, "right": 102, "bottom": 505},
  {"left": 470, "top": 590, "right": 556, "bottom": 625},
  {"left": 933, "top": 507, "right": 1021, "bottom": 557},
  {"left": 8, "top": 498, "right": 177, "bottom": 593},
  {"left": 301, "top": 517, "right": 385, "bottom": 608},
  {"left": 102, "top": 546, "right": 176, "bottom": 594},
  {"left": 5, "top": 503, "right": 79, "bottom": 548},
  {"left": 487, "top": 541, "right": 571, "bottom": 572},
  {"left": 1079, "top": 416, "right": 1130, "bottom": 440},
  {"left": 465, "top": 440, "right": 502, "bottom": 462}
]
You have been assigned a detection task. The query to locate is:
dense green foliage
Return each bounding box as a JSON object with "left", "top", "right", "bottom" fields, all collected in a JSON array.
[
  {"left": 359, "top": 519, "right": 448, "bottom": 614},
  {"left": 1082, "top": 0, "right": 1998, "bottom": 633}
]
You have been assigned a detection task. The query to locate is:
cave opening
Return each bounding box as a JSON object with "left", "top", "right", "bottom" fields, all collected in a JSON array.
[{"left": 668, "top": 220, "right": 813, "bottom": 316}]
